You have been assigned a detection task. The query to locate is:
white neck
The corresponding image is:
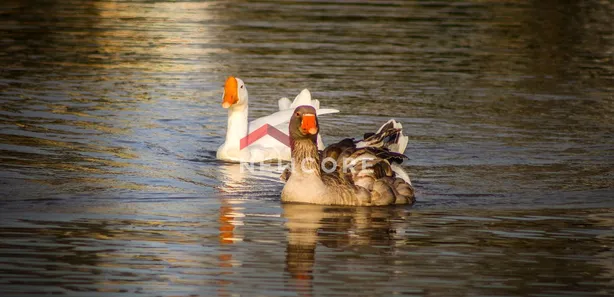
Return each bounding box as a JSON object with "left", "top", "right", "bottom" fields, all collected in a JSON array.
[{"left": 224, "top": 104, "right": 249, "bottom": 150}]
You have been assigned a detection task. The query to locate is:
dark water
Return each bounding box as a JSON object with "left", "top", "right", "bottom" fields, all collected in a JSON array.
[{"left": 1, "top": 0, "right": 613, "bottom": 296}]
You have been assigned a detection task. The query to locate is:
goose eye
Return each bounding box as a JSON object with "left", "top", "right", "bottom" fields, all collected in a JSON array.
[
  {"left": 295, "top": 112, "right": 300, "bottom": 117},
  {"left": 240, "top": 85, "right": 243, "bottom": 89}
]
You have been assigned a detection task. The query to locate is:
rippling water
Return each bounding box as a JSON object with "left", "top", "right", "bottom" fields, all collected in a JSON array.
[{"left": 1, "top": 0, "right": 613, "bottom": 296}]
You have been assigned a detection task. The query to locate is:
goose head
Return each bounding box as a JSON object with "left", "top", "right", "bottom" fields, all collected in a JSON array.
[
  {"left": 289, "top": 105, "right": 319, "bottom": 143},
  {"left": 222, "top": 76, "right": 248, "bottom": 109}
]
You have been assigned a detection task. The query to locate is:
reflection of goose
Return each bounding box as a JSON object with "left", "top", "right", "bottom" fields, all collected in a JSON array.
[
  {"left": 218, "top": 163, "right": 248, "bottom": 192},
  {"left": 217, "top": 199, "right": 244, "bottom": 296},
  {"left": 283, "top": 204, "right": 404, "bottom": 290},
  {"left": 218, "top": 162, "right": 286, "bottom": 193},
  {"left": 216, "top": 77, "right": 339, "bottom": 162},
  {"left": 282, "top": 106, "right": 415, "bottom": 206}
]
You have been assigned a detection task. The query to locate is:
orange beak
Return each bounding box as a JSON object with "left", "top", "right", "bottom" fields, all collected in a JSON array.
[
  {"left": 301, "top": 113, "right": 318, "bottom": 135},
  {"left": 222, "top": 76, "right": 238, "bottom": 108}
]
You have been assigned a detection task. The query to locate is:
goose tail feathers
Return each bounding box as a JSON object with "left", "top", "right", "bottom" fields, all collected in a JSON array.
[
  {"left": 279, "top": 89, "right": 321, "bottom": 110},
  {"left": 355, "top": 119, "right": 408, "bottom": 154},
  {"left": 278, "top": 97, "right": 291, "bottom": 110}
]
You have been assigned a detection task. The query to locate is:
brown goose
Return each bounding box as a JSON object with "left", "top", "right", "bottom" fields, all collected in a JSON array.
[{"left": 281, "top": 106, "right": 415, "bottom": 206}]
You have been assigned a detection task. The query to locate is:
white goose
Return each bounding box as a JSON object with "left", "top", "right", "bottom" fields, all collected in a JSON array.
[{"left": 216, "top": 76, "right": 339, "bottom": 162}]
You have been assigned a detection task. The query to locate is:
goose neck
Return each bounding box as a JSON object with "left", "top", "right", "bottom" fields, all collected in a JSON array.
[
  {"left": 291, "top": 138, "right": 320, "bottom": 176},
  {"left": 224, "top": 104, "right": 249, "bottom": 147}
]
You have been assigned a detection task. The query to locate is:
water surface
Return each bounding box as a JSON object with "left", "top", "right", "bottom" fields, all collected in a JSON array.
[{"left": 1, "top": 0, "right": 613, "bottom": 296}]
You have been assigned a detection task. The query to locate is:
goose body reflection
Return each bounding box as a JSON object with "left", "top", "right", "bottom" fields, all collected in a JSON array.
[{"left": 283, "top": 203, "right": 406, "bottom": 294}]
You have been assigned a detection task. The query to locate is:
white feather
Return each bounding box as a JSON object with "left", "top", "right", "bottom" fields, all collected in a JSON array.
[
  {"left": 278, "top": 97, "right": 291, "bottom": 110},
  {"left": 391, "top": 163, "right": 411, "bottom": 185},
  {"left": 249, "top": 108, "right": 339, "bottom": 133}
]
